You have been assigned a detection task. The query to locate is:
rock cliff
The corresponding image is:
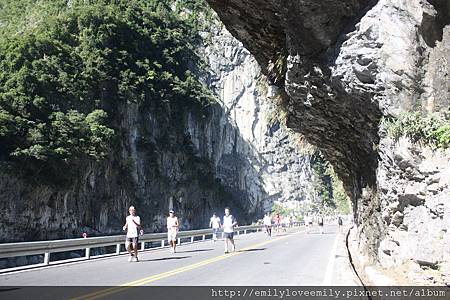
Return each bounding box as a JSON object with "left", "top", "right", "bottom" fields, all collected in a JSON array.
[
  {"left": 206, "top": 0, "right": 450, "bottom": 284},
  {"left": 0, "top": 5, "right": 314, "bottom": 245}
]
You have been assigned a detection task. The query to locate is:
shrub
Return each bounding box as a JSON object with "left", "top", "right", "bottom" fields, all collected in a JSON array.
[{"left": 383, "top": 112, "right": 450, "bottom": 149}]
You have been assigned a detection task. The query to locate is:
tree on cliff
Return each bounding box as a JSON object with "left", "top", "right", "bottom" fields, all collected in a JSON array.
[{"left": 0, "top": 0, "right": 213, "bottom": 177}]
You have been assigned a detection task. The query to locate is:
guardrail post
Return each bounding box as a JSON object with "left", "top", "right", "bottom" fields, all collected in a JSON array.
[
  {"left": 44, "top": 252, "right": 50, "bottom": 265},
  {"left": 256, "top": 228, "right": 259, "bottom": 232},
  {"left": 85, "top": 248, "right": 91, "bottom": 259},
  {"left": 237, "top": 230, "right": 240, "bottom": 236},
  {"left": 190, "top": 236, "right": 194, "bottom": 243},
  {"left": 244, "top": 229, "right": 247, "bottom": 235},
  {"left": 116, "top": 244, "right": 121, "bottom": 255},
  {"left": 202, "top": 235, "right": 205, "bottom": 241},
  {"left": 161, "top": 240, "right": 164, "bottom": 248},
  {"left": 141, "top": 242, "right": 145, "bottom": 251},
  {"left": 177, "top": 238, "right": 181, "bottom": 245}
]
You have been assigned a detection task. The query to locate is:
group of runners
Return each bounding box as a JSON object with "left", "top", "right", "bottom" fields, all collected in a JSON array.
[
  {"left": 304, "top": 215, "right": 325, "bottom": 234},
  {"left": 123, "top": 205, "right": 345, "bottom": 262},
  {"left": 262, "top": 213, "right": 295, "bottom": 237},
  {"left": 303, "top": 215, "right": 344, "bottom": 234},
  {"left": 123, "top": 206, "right": 238, "bottom": 262}
]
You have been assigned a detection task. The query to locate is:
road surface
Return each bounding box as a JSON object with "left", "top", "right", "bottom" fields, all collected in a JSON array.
[{"left": 0, "top": 225, "right": 341, "bottom": 299}]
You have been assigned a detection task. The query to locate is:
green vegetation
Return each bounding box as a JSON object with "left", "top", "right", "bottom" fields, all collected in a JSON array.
[
  {"left": 328, "top": 165, "right": 351, "bottom": 215},
  {"left": 270, "top": 202, "right": 303, "bottom": 221},
  {"left": 383, "top": 112, "right": 450, "bottom": 149},
  {"left": 0, "top": 0, "right": 214, "bottom": 169},
  {"left": 309, "top": 151, "right": 351, "bottom": 215},
  {"left": 271, "top": 202, "right": 292, "bottom": 216}
]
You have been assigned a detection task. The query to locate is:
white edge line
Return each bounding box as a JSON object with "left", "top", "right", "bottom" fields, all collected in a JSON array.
[{"left": 322, "top": 230, "right": 340, "bottom": 286}]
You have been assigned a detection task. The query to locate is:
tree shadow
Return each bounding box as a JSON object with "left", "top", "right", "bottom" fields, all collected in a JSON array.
[
  {"left": 140, "top": 256, "right": 191, "bottom": 262},
  {"left": 175, "top": 249, "right": 213, "bottom": 253},
  {"left": 237, "top": 248, "right": 266, "bottom": 253}
]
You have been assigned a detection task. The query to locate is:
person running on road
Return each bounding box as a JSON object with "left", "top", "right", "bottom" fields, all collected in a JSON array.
[
  {"left": 318, "top": 215, "right": 324, "bottom": 234},
  {"left": 273, "top": 214, "right": 281, "bottom": 233},
  {"left": 263, "top": 212, "right": 272, "bottom": 237},
  {"left": 304, "top": 215, "right": 310, "bottom": 233},
  {"left": 338, "top": 215, "right": 343, "bottom": 233},
  {"left": 122, "top": 206, "right": 143, "bottom": 262},
  {"left": 167, "top": 210, "right": 179, "bottom": 253},
  {"left": 222, "top": 207, "right": 237, "bottom": 253},
  {"left": 307, "top": 214, "right": 314, "bottom": 234},
  {"left": 209, "top": 213, "right": 221, "bottom": 242},
  {"left": 282, "top": 216, "right": 289, "bottom": 232}
]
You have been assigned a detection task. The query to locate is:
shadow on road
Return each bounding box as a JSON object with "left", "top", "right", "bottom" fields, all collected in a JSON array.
[
  {"left": 140, "top": 256, "right": 191, "bottom": 262},
  {"left": 0, "top": 288, "right": 20, "bottom": 293},
  {"left": 237, "top": 248, "right": 266, "bottom": 253},
  {"left": 176, "top": 249, "right": 213, "bottom": 254}
]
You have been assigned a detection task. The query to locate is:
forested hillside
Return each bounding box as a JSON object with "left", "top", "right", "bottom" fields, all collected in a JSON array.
[{"left": 0, "top": 0, "right": 211, "bottom": 181}]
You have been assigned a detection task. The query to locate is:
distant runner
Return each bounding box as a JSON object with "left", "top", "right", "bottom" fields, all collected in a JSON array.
[
  {"left": 305, "top": 215, "right": 313, "bottom": 234},
  {"left": 167, "top": 210, "right": 179, "bottom": 253},
  {"left": 222, "top": 207, "right": 237, "bottom": 253},
  {"left": 263, "top": 212, "right": 272, "bottom": 237},
  {"left": 304, "top": 215, "right": 309, "bottom": 233},
  {"left": 122, "top": 206, "right": 143, "bottom": 262},
  {"left": 282, "top": 216, "right": 289, "bottom": 232},
  {"left": 338, "top": 215, "right": 343, "bottom": 233},
  {"left": 273, "top": 214, "right": 281, "bottom": 233},
  {"left": 209, "top": 213, "right": 221, "bottom": 242},
  {"left": 318, "top": 215, "right": 324, "bottom": 234}
]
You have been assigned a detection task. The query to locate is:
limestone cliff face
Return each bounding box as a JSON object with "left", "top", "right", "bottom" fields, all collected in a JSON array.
[
  {"left": 0, "top": 10, "right": 313, "bottom": 246},
  {"left": 206, "top": 0, "right": 450, "bottom": 284},
  {"left": 198, "top": 19, "right": 315, "bottom": 211}
]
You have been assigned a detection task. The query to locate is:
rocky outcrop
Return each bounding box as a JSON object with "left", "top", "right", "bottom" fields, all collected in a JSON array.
[
  {"left": 376, "top": 137, "right": 450, "bottom": 284},
  {"left": 206, "top": 0, "right": 450, "bottom": 284}
]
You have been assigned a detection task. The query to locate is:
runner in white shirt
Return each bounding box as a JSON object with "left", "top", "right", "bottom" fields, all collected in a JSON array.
[
  {"left": 122, "top": 206, "right": 143, "bottom": 262},
  {"left": 209, "top": 213, "right": 221, "bottom": 242},
  {"left": 263, "top": 213, "right": 272, "bottom": 237},
  {"left": 167, "top": 210, "right": 179, "bottom": 253},
  {"left": 222, "top": 207, "right": 237, "bottom": 253}
]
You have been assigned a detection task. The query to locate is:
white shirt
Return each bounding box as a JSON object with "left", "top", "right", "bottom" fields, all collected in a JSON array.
[
  {"left": 210, "top": 216, "right": 221, "bottom": 229},
  {"left": 263, "top": 215, "right": 272, "bottom": 226},
  {"left": 223, "top": 215, "right": 236, "bottom": 233},
  {"left": 126, "top": 215, "right": 140, "bottom": 238},
  {"left": 167, "top": 216, "right": 178, "bottom": 231}
]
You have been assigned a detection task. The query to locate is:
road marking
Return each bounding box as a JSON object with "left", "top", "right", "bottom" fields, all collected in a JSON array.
[
  {"left": 322, "top": 229, "right": 339, "bottom": 285},
  {"left": 71, "top": 231, "right": 301, "bottom": 300}
]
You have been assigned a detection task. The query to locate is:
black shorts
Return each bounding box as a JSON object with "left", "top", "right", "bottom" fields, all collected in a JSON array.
[
  {"left": 224, "top": 232, "right": 234, "bottom": 240},
  {"left": 126, "top": 237, "right": 139, "bottom": 244}
]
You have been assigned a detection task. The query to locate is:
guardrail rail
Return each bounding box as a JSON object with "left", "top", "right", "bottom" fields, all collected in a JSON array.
[{"left": 0, "top": 222, "right": 303, "bottom": 272}]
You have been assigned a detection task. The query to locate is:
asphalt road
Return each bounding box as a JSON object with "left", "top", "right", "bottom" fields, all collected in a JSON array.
[{"left": 0, "top": 225, "right": 340, "bottom": 299}]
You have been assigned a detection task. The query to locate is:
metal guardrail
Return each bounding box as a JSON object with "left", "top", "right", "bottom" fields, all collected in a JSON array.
[{"left": 0, "top": 222, "right": 302, "bottom": 271}]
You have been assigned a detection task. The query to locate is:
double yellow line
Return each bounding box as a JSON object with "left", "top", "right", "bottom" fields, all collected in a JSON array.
[{"left": 71, "top": 233, "right": 294, "bottom": 300}]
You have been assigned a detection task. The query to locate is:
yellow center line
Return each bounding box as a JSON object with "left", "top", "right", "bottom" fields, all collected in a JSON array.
[{"left": 71, "top": 230, "right": 303, "bottom": 300}]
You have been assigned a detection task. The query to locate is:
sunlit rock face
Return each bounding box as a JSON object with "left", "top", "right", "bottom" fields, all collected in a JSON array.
[{"left": 206, "top": 0, "right": 450, "bottom": 284}]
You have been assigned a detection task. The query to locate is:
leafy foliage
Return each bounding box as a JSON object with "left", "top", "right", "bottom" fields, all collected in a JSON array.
[
  {"left": 309, "top": 151, "right": 351, "bottom": 215},
  {"left": 271, "top": 202, "right": 292, "bottom": 216},
  {"left": 0, "top": 0, "right": 214, "bottom": 167},
  {"left": 383, "top": 112, "right": 450, "bottom": 149}
]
